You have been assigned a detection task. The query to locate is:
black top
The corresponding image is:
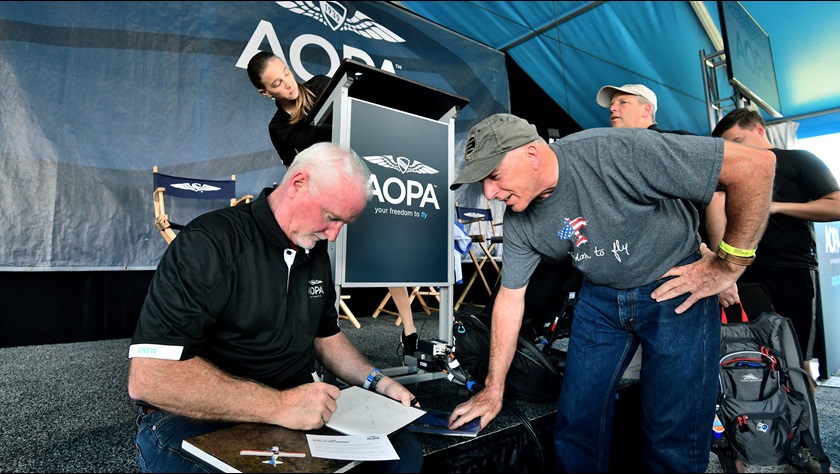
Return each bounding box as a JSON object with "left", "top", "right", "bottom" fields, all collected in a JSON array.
[
  {"left": 648, "top": 124, "right": 694, "bottom": 136},
  {"left": 753, "top": 148, "right": 840, "bottom": 269},
  {"left": 130, "top": 188, "right": 340, "bottom": 390},
  {"left": 268, "top": 75, "right": 332, "bottom": 166}
]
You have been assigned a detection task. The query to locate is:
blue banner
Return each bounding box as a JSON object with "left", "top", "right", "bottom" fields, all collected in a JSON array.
[{"left": 0, "top": 1, "right": 507, "bottom": 269}]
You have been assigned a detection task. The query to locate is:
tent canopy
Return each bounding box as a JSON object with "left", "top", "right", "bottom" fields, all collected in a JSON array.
[{"left": 397, "top": 1, "right": 840, "bottom": 139}]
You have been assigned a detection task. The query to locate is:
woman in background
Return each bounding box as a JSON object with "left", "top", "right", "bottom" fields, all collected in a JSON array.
[
  {"left": 247, "top": 51, "right": 332, "bottom": 168},
  {"left": 247, "top": 52, "right": 419, "bottom": 355}
]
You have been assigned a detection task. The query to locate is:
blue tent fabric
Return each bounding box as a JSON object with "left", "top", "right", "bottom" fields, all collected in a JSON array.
[
  {"left": 3, "top": 1, "right": 840, "bottom": 270},
  {"left": 0, "top": 1, "right": 507, "bottom": 270},
  {"left": 398, "top": 1, "right": 840, "bottom": 138}
]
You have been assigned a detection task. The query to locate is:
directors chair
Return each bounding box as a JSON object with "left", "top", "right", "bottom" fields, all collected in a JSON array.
[
  {"left": 372, "top": 287, "right": 440, "bottom": 326},
  {"left": 454, "top": 202, "right": 503, "bottom": 310},
  {"left": 152, "top": 166, "right": 253, "bottom": 244}
]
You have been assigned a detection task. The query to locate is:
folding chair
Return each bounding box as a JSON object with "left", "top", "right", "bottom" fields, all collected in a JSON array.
[
  {"left": 338, "top": 294, "right": 361, "bottom": 329},
  {"left": 372, "top": 287, "right": 440, "bottom": 326},
  {"left": 152, "top": 166, "right": 253, "bottom": 244},
  {"left": 454, "top": 202, "right": 503, "bottom": 310}
]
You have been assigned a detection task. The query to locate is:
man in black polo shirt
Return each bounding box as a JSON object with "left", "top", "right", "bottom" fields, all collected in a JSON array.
[{"left": 128, "top": 142, "right": 423, "bottom": 473}]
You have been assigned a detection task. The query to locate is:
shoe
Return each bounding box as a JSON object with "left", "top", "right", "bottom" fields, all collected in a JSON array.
[{"left": 402, "top": 332, "right": 418, "bottom": 357}]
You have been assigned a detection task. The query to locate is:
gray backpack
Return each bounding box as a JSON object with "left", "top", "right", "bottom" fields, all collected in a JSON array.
[{"left": 714, "top": 284, "right": 830, "bottom": 472}]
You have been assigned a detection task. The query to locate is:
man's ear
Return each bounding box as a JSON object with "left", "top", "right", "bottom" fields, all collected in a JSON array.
[
  {"left": 285, "top": 170, "right": 308, "bottom": 197},
  {"left": 755, "top": 122, "right": 766, "bottom": 137},
  {"left": 525, "top": 143, "right": 541, "bottom": 170}
]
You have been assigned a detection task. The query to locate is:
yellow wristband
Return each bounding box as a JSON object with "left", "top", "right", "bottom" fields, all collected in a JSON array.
[
  {"left": 718, "top": 240, "right": 756, "bottom": 258},
  {"left": 716, "top": 246, "right": 755, "bottom": 266}
]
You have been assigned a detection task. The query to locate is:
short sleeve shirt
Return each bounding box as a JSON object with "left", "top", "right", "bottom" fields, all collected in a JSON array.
[
  {"left": 501, "top": 128, "right": 724, "bottom": 290},
  {"left": 129, "top": 188, "right": 340, "bottom": 390},
  {"left": 754, "top": 148, "right": 840, "bottom": 269}
]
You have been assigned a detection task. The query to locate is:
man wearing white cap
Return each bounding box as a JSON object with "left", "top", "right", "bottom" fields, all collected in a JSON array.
[
  {"left": 445, "top": 113, "right": 776, "bottom": 472},
  {"left": 595, "top": 83, "right": 691, "bottom": 133}
]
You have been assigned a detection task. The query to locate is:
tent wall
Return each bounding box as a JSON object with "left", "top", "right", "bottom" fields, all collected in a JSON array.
[
  {"left": 0, "top": 0, "right": 506, "bottom": 346},
  {"left": 0, "top": 1, "right": 507, "bottom": 271}
]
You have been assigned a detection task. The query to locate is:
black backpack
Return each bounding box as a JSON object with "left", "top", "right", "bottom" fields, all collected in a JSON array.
[
  {"left": 448, "top": 258, "right": 580, "bottom": 403},
  {"left": 450, "top": 310, "right": 567, "bottom": 403},
  {"left": 713, "top": 283, "right": 830, "bottom": 472}
]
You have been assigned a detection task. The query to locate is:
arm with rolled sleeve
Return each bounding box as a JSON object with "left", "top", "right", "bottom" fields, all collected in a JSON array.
[{"left": 652, "top": 140, "right": 776, "bottom": 312}]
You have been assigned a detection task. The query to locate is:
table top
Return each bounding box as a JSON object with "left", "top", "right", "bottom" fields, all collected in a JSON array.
[{"left": 183, "top": 377, "right": 558, "bottom": 472}]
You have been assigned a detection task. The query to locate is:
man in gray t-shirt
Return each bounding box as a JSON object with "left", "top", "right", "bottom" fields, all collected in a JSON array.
[{"left": 446, "top": 114, "right": 776, "bottom": 472}]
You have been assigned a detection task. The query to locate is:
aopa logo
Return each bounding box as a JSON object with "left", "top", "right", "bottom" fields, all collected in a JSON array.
[
  {"left": 236, "top": 2, "right": 403, "bottom": 79},
  {"left": 308, "top": 279, "right": 325, "bottom": 297},
  {"left": 170, "top": 183, "right": 221, "bottom": 193},
  {"left": 277, "top": 1, "right": 405, "bottom": 42},
  {"left": 363, "top": 155, "right": 440, "bottom": 209}
]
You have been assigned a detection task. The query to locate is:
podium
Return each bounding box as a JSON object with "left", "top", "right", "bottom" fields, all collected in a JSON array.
[{"left": 307, "top": 59, "right": 469, "bottom": 383}]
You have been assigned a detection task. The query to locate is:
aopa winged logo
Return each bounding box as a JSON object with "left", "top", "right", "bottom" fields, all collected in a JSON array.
[
  {"left": 363, "top": 155, "right": 439, "bottom": 175},
  {"left": 464, "top": 212, "right": 486, "bottom": 220},
  {"left": 276, "top": 1, "right": 405, "bottom": 43},
  {"left": 171, "top": 183, "right": 222, "bottom": 193}
]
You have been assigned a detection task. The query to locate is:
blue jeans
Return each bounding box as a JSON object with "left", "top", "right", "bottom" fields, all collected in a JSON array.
[
  {"left": 554, "top": 252, "right": 719, "bottom": 472},
  {"left": 135, "top": 407, "right": 423, "bottom": 473}
]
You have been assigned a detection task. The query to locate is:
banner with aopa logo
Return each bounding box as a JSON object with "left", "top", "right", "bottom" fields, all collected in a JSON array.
[
  {"left": 0, "top": 1, "right": 507, "bottom": 270},
  {"left": 344, "top": 100, "right": 449, "bottom": 285}
]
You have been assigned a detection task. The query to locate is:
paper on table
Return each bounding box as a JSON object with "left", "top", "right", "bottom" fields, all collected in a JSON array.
[
  {"left": 325, "top": 386, "right": 425, "bottom": 436},
  {"left": 306, "top": 434, "right": 399, "bottom": 461}
]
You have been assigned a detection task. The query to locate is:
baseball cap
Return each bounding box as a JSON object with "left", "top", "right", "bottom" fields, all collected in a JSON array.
[
  {"left": 596, "top": 84, "right": 657, "bottom": 114},
  {"left": 450, "top": 114, "right": 539, "bottom": 190}
]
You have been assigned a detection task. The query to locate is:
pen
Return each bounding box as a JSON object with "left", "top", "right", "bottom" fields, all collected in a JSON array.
[{"left": 410, "top": 397, "right": 419, "bottom": 407}]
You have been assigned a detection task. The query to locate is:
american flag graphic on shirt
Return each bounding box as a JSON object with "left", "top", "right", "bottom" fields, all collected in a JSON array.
[{"left": 557, "top": 217, "right": 588, "bottom": 247}]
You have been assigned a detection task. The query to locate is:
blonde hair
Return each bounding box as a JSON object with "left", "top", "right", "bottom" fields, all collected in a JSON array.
[
  {"left": 247, "top": 51, "right": 317, "bottom": 125},
  {"left": 288, "top": 85, "right": 317, "bottom": 125}
]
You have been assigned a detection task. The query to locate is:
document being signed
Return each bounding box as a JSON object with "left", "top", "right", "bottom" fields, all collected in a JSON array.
[
  {"left": 306, "top": 434, "right": 399, "bottom": 461},
  {"left": 325, "top": 386, "right": 425, "bottom": 436}
]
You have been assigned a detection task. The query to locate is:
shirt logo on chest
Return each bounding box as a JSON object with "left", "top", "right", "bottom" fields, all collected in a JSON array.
[
  {"left": 557, "top": 217, "right": 588, "bottom": 247},
  {"left": 308, "top": 279, "right": 325, "bottom": 298}
]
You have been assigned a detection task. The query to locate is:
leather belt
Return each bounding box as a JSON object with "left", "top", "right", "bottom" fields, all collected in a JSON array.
[{"left": 142, "top": 406, "right": 158, "bottom": 415}]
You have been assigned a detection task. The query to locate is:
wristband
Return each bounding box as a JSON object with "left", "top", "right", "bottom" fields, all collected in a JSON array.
[
  {"left": 363, "top": 368, "right": 382, "bottom": 391},
  {"left": 718, "top": 240, "right": 756, "bottom": 258},
  {"left": 369, "top": 372, "right": 385, "bottom": 392},
  {"left": 716, "top": 246, "right": 755, "bottom": 266}
]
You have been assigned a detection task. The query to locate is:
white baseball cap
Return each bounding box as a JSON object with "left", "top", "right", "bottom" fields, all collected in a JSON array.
[{"left": 596, "top": 84, "right": 657, "bottom": 114}]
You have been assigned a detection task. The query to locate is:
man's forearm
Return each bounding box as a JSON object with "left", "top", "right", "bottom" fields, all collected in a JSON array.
[
  {"left": 773, "top": 192, "right": 840, "bottom": 222},
  {"left": 315, "top": 331, "right": 373, "bottom": 387},
  {"left": 718, "top": 142, "right": 776, "bottom": 249},
  {"left": 128, "top": 356, "right": 282, "bottom": 423},
  {"left": 483, "top": 286, "right": 527, "bottom": 396}
]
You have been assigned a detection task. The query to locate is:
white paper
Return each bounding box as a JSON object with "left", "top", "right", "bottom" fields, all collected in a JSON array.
[
  {"left": 325, "top": 386, "right": 425, "bottom": 436},
  {"left": 306, "top": 434, "right": 399, "bottom": 461}
]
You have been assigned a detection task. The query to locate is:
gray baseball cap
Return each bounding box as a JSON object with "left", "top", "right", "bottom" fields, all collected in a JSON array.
[{"left": 450, "top": 114, "right": 540, "bottom": 190}]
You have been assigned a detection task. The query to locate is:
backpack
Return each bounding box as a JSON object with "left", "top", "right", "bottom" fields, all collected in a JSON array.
[
  {"left": 714, "top": 284, "right": 831, "bottom": 472},
  {"left": 449, "top": 285, "right": 576, "bottom": 404},
  {"left": 448, "top": 258, "right": 580, "bottom": 404},
  {"left": 450, "top": 310, "right": 567, "bottom": 404}
]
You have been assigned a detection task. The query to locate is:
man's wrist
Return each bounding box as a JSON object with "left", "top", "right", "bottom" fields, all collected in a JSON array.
[
  {"left": 718, "top": 240, "right": 756, "bottom": 258},
  {"left": 716, "top": 246, "right": 755, "bottom": 265},
  {"left": 363, "top": 368, "right": 383, "bottom": 391},
  {"left": 482, "top": 378, "right": 505, "bottom": 397}
]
